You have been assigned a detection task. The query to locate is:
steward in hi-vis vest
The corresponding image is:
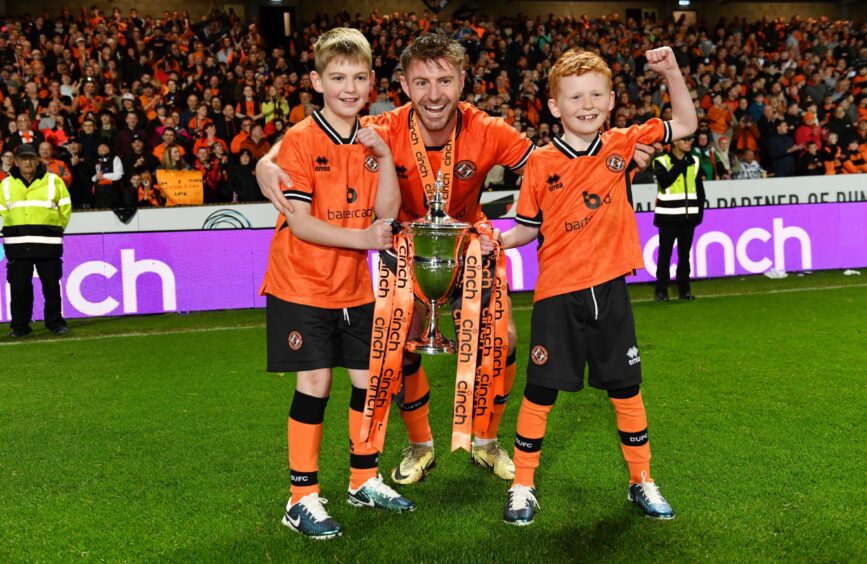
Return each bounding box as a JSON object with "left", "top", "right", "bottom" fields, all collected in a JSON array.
[
  {"left": 651, "top": 137, "right": 706, "bottom": 301},
  {"left": 0, "top": 144, "right": 72, "bottom": 337}
]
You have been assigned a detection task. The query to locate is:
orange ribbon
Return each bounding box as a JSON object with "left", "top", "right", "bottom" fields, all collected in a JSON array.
[
  {"left": 360, "top": 234, "right": 414, "bottom": 452},
  {"left": 452, "top": 236, "right": 482, "bottom": 452}
]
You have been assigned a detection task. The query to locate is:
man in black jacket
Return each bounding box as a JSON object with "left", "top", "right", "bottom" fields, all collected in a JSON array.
[{"left": 766, "top": 120, "right": 802, "bottom": 177}]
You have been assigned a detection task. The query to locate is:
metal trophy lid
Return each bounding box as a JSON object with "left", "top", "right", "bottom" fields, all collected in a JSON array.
[{"left": 407, "top": 171, "right": 470, "bottom": 230}]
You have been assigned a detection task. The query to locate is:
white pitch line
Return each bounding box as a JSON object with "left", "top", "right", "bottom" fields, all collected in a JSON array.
[{"left": 1, "top": 282, "right": 865, "bottom": 347}]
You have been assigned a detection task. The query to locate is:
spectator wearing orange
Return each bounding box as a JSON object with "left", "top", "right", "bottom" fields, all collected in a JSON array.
[
  {"left": 0, "top": 149, "right": 13, "bottom": 181},
  {"left": 187, "top": 105, "right": 212, "bottom": 134},
  {"left": 707, "top": 94, "right": 735, "bottom": 144},
  {"left": 138, "top": 83, "right": 161, "bottom": 121},
  {"left": 193, "top": 122, "right": 228, "bottom": 156},
  {"left": 132, "top": 170, "right": 164, "bottom": 207},
  {"left": 74, "top": 78, "right": 103, "bottom": 120},
  {"left": 7, "top": 114, "right": 46, "bottom": 151},
  {"left": 37, "top": 142, "right": 72, "bottom": 187},
  {"left": 288, "top": 91, "right": 316, "bottom": 125},
  {"left": 841, "top": 139, "right": 867, "bottom": 173},
  {"left": 732, "top": 113, "right": 760, "bottom": 155},
  {"left": 822, "top": 132, "right": 844, "bottom": 175},
  {"left": 153, "top": 128, "right": 186, "bottom": 162},
  {"left": 238, "top": 123, "right": 271, "bottom": 162},
  {"left": 230, "top": 117, "right": 253, "bottom": 154}
]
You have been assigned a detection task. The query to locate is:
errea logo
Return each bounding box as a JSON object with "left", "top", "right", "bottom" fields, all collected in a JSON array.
[
  {"left": 314, "top": 156, "right": 330, "bottom": 172},
  {"left": 546, "top": 174, "right": 563, "bottom": 192},
  {"left": 626, "top": 346, "right": 640, "bottom": 365}
]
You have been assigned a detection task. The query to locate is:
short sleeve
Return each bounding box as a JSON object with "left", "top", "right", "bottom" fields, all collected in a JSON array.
[
  {"left": 491, "top": 117, "right": 535, "bottom": 171},
  {"left": 630, "top": 118, "right": 673, "bottom": 146},
  {"left": 275, "top": 130, "right": 313, "bottom": 205},
  {"left": 514, "top": 157, "right": 542, "bottom": 229}
]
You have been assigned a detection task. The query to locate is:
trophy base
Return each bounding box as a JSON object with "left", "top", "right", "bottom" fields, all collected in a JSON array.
[{"left": 406, "top": 337, "right": 456, "bottom": 355}]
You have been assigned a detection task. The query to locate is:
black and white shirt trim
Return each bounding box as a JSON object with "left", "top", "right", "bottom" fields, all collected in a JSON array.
[
  {"left": 552, "top": 134, "right": 602, "bottom": 159},
  {"left": 312, "top": 109, "right": 359, "bottom": 144},
  {"left": 509, "top": 145, "right": 535, "bottom": 171},
  {"left": 516, "top": 212, "right": 542, "bottom": 227},
  {"left": 283, "top": 189, "right": 313, "bottom": 203}
]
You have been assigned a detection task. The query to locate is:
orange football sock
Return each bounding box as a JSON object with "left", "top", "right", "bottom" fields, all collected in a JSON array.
[
  {"left": 349, "top": 386, "right": 379, "bottom": 490},
  {"left": 398, "top": 357, "right": 432, "bottom": 444},
  {"left": 288, "top": 391, "right": 328, "bottom": 503},
  {"left": 512, "top": 385, "right": 557, "bottom": 488},
  {"left": 610, "top": 390, "right": 652, "bottom": 484},
  {"left": 477, "top": 353, "right": 517, "bottom": 440}
]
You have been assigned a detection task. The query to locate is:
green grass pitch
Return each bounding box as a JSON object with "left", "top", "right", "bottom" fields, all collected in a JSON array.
[{"left": 1, "top": 271, "right": 865, "bottom": 562}]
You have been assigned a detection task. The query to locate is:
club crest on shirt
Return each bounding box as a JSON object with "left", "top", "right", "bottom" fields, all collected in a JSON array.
[
  {"left": 606, "top": 154, "right": 626, "bottom": 173},
  {"left": 288, "top": 331, "right": 303, "bottom": 351},
  {"left": 531, "top": 345, "right": 549, "bottom": 365},
  {"left": 364, "top": 155, "right": 379, "bottom": 173},
  {"left": 455, "top": 160, "right": 477, "bottom": 180}
]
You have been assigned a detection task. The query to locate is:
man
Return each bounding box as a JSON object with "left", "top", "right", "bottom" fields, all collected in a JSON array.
[
  {"left": 652, "top": 137, "right": 705, "bottom": 301},
  {"left": 766, "top": 120, "right": 802, "bottom": 177},
  {"left": 38, "top": 142, "right": 72, "bottom": 187},
  {"left": 0, "top": 144, "right": 71, "bottom": 337},
  {"left": 153, "top": 128, "right": 185, "bottom": 162},
  {"left": 6, "top": 114, "right": 46, "bottom": 151},
  {"left": 216, "top": 103, "right": 241, "bottom": 145},
  {"left": 238, "top": 124, "right": 271, "bottom": 162},
  {"left": 257, "top": 34, "right": 658, "bottom": 487},
  {"left": 115, "top": 111, "right": 146, "bottom": 160},
  {"left": 230, "top": 117, "right": 254, "bottom": 155},
  {"left": 123, "top": 133, "right": 159, "bottom": 176}
]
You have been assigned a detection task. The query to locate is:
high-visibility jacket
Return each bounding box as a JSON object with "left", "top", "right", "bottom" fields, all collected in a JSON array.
[
  {"left": 0, "top": 164, "right": 71, "bottom": 259},
  {"left": 652, "top": 152, "right": 705, "bottom": 226}
]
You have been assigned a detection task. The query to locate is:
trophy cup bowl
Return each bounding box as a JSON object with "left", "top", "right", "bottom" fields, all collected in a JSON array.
[{"left": 405, "top": 218, "right": 470, "bottom": 355}]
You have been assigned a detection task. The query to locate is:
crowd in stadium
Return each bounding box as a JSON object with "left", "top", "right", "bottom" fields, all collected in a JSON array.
[{"left": 0, "top": 6, "right": 865, "bottom": 209}]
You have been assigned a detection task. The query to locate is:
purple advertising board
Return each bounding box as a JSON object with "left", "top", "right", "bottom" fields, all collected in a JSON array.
[{"left": 1, "top": 203, "right": 865, "bottom": 321}]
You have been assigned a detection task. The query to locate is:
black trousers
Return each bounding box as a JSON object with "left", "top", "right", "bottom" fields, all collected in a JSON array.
[
  {"left": 6, "top": 257, "right": 66, "bottom": 332},
  {"left": 655, "top": 223, "right": 696, "bottom": 295}
]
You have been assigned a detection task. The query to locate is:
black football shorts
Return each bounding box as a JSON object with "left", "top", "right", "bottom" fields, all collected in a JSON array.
[
  {"left": 526, "top": 276, "right": 642, "bottom": 392},
  {"left": 266, "top": 295, "right": 374, "bottom": 372}
]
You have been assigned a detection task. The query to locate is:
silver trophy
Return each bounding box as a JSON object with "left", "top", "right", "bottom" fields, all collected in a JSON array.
[{"left": 405, "top": 172, "right": 470, "bottom": 354}]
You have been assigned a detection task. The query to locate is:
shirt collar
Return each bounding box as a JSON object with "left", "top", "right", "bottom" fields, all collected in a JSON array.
[
  {"left": 552, "top": 134, "right": 602, "bottom": 159},
  {"left": 312, "top": 109, "right": 359, "bottom": 145}
]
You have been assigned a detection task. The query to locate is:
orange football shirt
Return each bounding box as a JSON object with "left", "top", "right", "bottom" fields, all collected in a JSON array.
[
  {"left": 516, "top": 119, "right": 673, "bottom": 301},
  {"left": 370, "top": 102, "right": 534, "bottom": 223},
  {"left": 260, "top": 110, "right": 386, "bottom": 308}
]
